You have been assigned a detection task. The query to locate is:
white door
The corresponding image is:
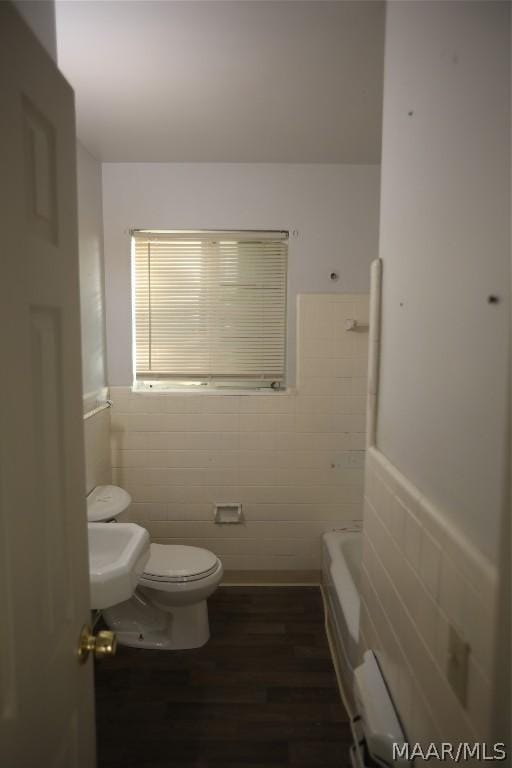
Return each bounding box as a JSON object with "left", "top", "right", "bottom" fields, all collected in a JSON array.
[{"left": 0, "top": 4, "right": 96, "bottom": 766}]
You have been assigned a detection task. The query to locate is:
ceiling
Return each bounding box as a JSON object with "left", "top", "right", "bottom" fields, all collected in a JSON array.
[{"left": 55, "top": 0, "right": 384, "bottom": 163}]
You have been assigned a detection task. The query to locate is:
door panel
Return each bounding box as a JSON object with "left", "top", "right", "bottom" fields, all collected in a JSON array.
[{"left": 0, "top": 4, "right": 95, "bottom": 765}]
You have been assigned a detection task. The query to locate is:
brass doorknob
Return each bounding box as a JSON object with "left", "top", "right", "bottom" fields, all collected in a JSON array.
[{"left": 78, "top": 624, "right": 117, "bottom": 664}]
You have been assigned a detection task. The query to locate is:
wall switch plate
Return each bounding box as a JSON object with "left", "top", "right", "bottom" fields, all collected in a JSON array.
[
  {"left": 447, "top": 625, "right": 470, "bottom": 707},
  {"left": 214, "top": 503, "right": 243, "bottom": 524}
]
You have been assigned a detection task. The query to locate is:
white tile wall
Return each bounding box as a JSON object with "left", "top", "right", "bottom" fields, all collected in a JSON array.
[
  {"left": 84, "top": 406, "right": 112, "bottom": 494},
  {"left": 360, "top": 447, "right": 498, "bottom": 747},
  {"left": 110, "top": 293, "right": 369, "bottom": 571}
]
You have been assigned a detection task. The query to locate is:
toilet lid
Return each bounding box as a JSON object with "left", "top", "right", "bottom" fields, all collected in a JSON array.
[{"left": 142, "top": 544, "right": 219, "bottom": 583}]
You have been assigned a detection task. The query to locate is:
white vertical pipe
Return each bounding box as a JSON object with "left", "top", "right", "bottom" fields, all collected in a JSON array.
[{"left": 366, "top": 258, "right": 382, "bottom": 448}]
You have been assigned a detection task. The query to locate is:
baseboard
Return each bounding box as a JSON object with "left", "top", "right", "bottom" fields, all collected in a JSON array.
[{"left": 221, "top": 569, "right": 321, "bottom": 586}]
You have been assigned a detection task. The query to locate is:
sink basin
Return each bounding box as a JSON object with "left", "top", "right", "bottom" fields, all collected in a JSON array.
[{"left": 88, "top": 523, "right": 150, "bottom": 610}]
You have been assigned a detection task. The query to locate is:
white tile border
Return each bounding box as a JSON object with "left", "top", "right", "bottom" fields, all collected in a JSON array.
[
  {"left": 368, "top": 447, "right": 498, "bottom": 601},
  {"left": 362, "top": 447, "right": 498, "bottom": 742}
]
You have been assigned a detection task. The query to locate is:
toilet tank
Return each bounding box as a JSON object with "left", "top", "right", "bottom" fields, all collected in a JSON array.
[{"left": 86, "top": 485, "right": 132, "bottom": 522}]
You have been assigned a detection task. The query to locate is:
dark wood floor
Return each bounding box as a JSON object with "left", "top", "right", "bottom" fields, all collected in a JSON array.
[{"left": 95, "top": 587, "right": 353, "bottom": 768}]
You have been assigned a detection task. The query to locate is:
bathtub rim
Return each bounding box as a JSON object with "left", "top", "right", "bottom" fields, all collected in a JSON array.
[{"left": 321, "top": 527, "right": 363, "bottom": 719}]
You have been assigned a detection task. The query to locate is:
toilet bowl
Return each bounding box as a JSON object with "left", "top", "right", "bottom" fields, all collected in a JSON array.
[{"left": 87, "top": 485, "right": 223, "bottom": 650}]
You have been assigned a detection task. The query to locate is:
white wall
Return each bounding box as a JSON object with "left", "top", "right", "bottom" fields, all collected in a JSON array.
[
  {"left": 102, "top": 163, "right": 380, "bottom": 385},
  {"left": 376, "top": 0, "right": 510, "bottom": 562},
  {"left": 77, "top": 142, "right": 108, "bottom": 404},
  {"left": 12, "top": 0, "right": 56, "bottom": 62},
  {"left": 360, "top": 0, "right": 510, "bottom": 746},
  {"left": 76, "top": 143, "right": 111, "bottom": 493}
]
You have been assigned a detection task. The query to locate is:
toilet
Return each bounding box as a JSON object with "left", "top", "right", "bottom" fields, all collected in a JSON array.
[{"left": 87, "top": 485, "right": 223, "bottom": 650}]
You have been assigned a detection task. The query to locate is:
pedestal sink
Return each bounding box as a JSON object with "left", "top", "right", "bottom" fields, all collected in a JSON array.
[{"left": 88, "top": 523, "right": 150, "bottom": 610}]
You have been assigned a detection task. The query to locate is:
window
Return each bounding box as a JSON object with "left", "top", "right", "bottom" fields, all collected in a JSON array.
[{"left": 132, "top": 230, "right": 288, "bottom": 390}]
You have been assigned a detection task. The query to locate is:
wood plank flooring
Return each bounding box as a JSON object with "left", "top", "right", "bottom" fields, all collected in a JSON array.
[{"left": 95, "top": 587, "right": 353, "bottom": 768}]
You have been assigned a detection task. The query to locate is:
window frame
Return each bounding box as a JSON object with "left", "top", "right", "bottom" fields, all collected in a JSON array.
[{"left": 131, "top": 229, "right": 289, "bottom": 392}]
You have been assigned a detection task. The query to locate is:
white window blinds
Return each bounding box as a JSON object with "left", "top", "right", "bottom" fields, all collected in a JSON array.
[{"left": 133, "top": 231, "right": 288, "bottom": 386}]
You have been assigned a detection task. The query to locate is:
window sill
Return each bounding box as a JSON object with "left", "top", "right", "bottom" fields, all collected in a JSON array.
[{"left": 131, "top": 385, "right": 296, "bottom": 397}]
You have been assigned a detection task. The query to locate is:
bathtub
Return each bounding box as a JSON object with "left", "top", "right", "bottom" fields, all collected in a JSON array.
[{"left": 322, "top": 528, "right": 362, "bottom": 711}]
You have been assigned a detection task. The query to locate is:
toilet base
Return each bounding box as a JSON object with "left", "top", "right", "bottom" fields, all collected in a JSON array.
[{"left": 103, "top": 590, "right": 210, "bottom": 650}]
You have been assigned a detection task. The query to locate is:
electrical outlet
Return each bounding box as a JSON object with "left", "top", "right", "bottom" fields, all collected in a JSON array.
[{"left": 446, "top": 625, "right": 470, "bottom": 706}]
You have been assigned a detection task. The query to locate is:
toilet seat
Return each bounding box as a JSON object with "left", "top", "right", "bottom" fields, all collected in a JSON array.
[{"left": 141, "top": 544, "right": 220, "bottom": 584}]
